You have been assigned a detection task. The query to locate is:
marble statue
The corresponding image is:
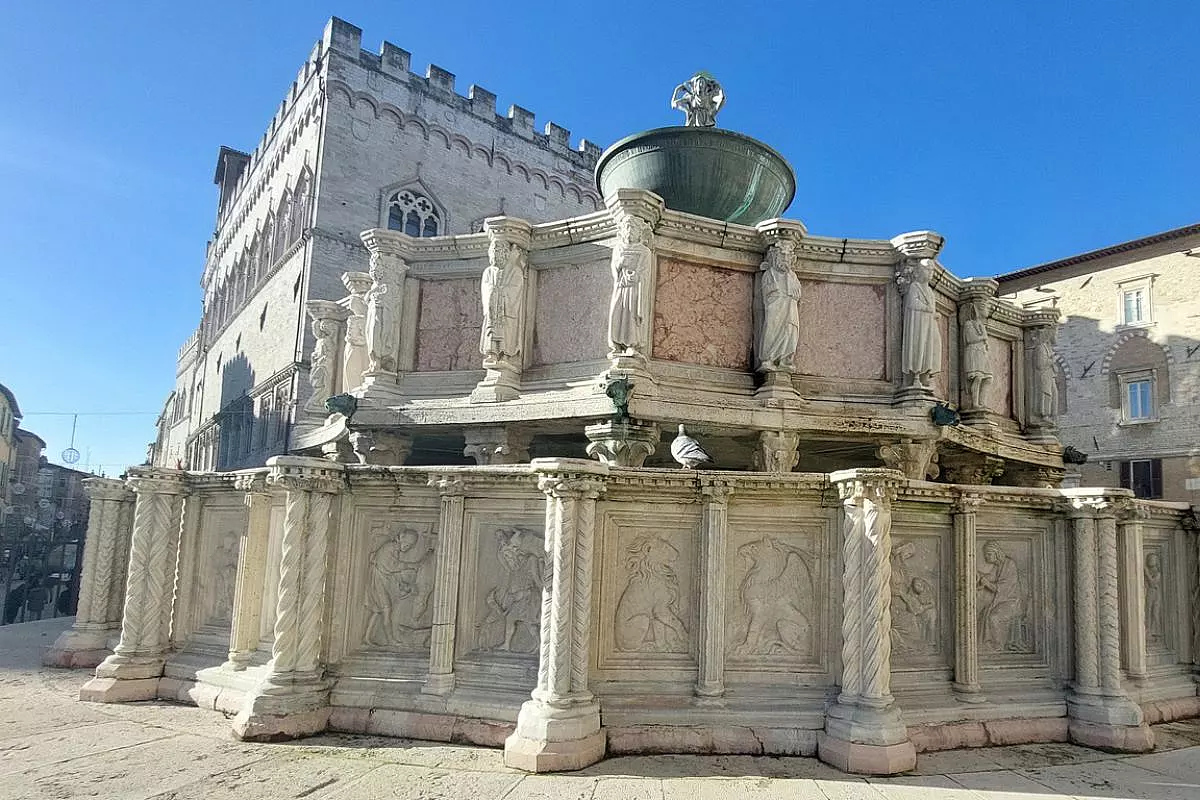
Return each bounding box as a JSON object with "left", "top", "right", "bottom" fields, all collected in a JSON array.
[
  {"left": 961, "top": 300, "right": 992, "bottom": 409},
  {"left": 670, "top": 424, "right": 711, "bottom": 469},
  {"left": 479, "top": 238, "right": 526, "bottom": 365},
  {"left": 670, "top": 72, "right": 725, "bottom": 127},
  {"left": 754, "top": 240, "right": 802, "bottom": 373},
  {"left": 341, "top": 274, "right": 370, "bottom": 391},
  {"left": 614, "top": 535, "right": 688, "bottom": 653},
  {"left": 608, "top": 215, "right": 653, "bottom": 358},
  {"left": 304, "top": 318, "right": 338, "bottom": 413},
  {"left": 976, "top": 540, "right": 1029, "bottom": 653},
  {"left": 1144, "top": 550, "right": 1163, "bottom": 643},
  {"left": 898, "top": 257, "right": 941, "bottom": 389},
  {"left": 365, "top": 253, "right": 404, "bottom": 374},
  {"left": 1030, "top": 327, "right": 1059, "bottom": 425},
  {"left": 363, "top": 527, "right": 436, "bottom": 648}
]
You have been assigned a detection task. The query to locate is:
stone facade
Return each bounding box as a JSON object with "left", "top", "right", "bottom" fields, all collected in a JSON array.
[
  {"left": 1001, "top": 223, "right": 1200, "bottom": 502},
  {"left": 152, "top": 17, "right": 602, "bottom": 472}
]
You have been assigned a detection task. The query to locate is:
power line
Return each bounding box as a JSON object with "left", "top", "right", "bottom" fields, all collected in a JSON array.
[{"left": 21, "top": 412, "right": 159, "bottom": 416}]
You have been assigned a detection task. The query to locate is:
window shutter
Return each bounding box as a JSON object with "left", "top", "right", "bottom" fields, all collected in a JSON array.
[
  {"left": 1119, "top": 461, "right": 1131, "bottom": 490},
  {"left": 1151, "top": 459, "right": 1163, "bottom": 499}
]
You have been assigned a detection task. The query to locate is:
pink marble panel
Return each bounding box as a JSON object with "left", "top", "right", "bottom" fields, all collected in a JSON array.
[
  {"left": 931, "top": 314, "right": 952, "bottom": 399},
  {"left": 794, "top": 281, "right": 886, "bottom": 380},
  {"left": 532, "top": 262, "right": 610, "bottom": 366},
  {"left": 653, "top": 258, "right": 753, "bottom": 370},
  {"left": 415, "top": 278, "right": 482, "bottom": 371},
  {"left": 987, "top": 338, "right": 1013, "bottom": 417}
]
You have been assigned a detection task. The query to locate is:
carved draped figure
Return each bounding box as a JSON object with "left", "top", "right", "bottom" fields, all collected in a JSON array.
[
  {"left": 304, "top": 319, "right": 336, "bottom": 412},
  {"left": 365, "top": 256, "right": 404, "bottom": 374},
  {"left": 1034, "top": 333, "right": 1058, "bottom": 423},
  {"left": 754, "top": 246, "right": 802, "bottom": 372},
  {"left": 960, "top": 303, "right": 992, "bottom": 409},
  {"left": 479, "top": 241, "right": 525, "bottom": 363},
  {"left": 342, "top": 293, "right": 368, "bottom": 392},
  {"left": 608, "top": 216, "right": 653, "bottom": 356},
  {"left": 901, "top": 258, "right": 941, "bottom": 386}
]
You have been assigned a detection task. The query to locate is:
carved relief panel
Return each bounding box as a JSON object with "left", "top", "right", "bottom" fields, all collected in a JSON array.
[
  {"left": 196, "top": 507, "right": 245, "bottom": 630},
  {"left": 973, "top": 528, "right": 1048, "bottom": 666},
  {"left": 597, "top": 508, "right": 698, "bottom": 670},
  {"left": 725, "top": 509, "right": 829, "bottom": 674},
  {"left": 1142, "top": 531, "right": 1177, "bottom": 662},
  {"left": 889, "top": 530, "right": 946, "bottom": 664},
  {"left": 362, "top": 521, "right": 438, "bottom": 652},
  {"left": 457, "top": 507, "right": 547, "bottom": 661}
]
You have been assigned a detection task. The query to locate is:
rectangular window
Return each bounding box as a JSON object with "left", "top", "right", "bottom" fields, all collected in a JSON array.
[
  {"left": 1122, "top": 288, "right": 1145, "bottom": 324},
  {"left": 1120, "top": 459, "right": 1163, "bottom": 499},
  {"left": 1126, "top": 379, "right": 1153, "bottom": 420}
]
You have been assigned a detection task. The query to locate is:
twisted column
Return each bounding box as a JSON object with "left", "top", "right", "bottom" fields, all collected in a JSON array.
[
  {"left": 224, "top": 473, "right": 273, "bottom": 670},
  {"left": 80, "top": 469, "right": 188, "bottom": 702},
  {"left": 696, "top": 480, "right": 732, "bottom": 699},
  {"left": 46, "top": 478, "right": 136, "bottom": 668},
  {"left": 952, "top": 492, "right": 985, "bottom": 701},
  {"left": 820, "top": 468, "right": 915, "bottom": 775},
  {"left": 424, "top": 475, "right": 466, "bottom": 695},
  {"left": 232, "top": 456, "right": 342, "bottom": 741},
  {"left": 505, "top": 458, "right": 608, "bottom": 773},
  {"left": 1063, "top": 491, "right": 1152, "bottom": 752}
]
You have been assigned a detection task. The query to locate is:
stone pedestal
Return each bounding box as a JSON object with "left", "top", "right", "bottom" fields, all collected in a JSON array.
[
  {"left": 584, "top": 419, "right": 659, "bottom": 467},
  {"left": 504, "top": 459, "right": 608, "bottom": 772},
  {"left": 80, "top": 469, "right": 188, "bottom": 702},
  {"left": 1063, "top": 493, "right": 1153, "bottom": 752},
  {"left": 46, "top": 478, "right": 136, "bottom": 668},
  {"left": 755, "top": 370, "right": 801, "bottom": 406},
  {"left": 349, "top": 429, "right": 412, "bottom": 465},
  {"left": 471, "top": 360, "right": 522, "bottom": 403},
  {"left": 224, "top": 475, "right": 272, "bottom": 671},
  {"left": 819, "top": 469, "right": 916, "bottom": 775},
  {"left": 463, "top": 426, "right": 532, "bottom": 465},
  {"left": 232, "top": 457, "right": 343, "bottom": 741}
]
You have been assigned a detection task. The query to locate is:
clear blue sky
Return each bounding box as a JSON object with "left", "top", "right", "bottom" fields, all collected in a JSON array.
[{"left": 1, "top": 2, "right": 1197, "bottom": 473}]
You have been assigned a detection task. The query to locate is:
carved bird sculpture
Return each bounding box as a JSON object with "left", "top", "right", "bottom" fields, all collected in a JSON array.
[{"left": 670, "top": 424, "right": 712, "bottom": 469}]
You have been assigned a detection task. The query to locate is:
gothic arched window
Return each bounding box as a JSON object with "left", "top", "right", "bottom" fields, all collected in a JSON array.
[
  {"left": 387, "top": 189, "right": 441, "bottom": 237},
  {"left": 289, "top": 170, "right": 311, "bottom": 244}
]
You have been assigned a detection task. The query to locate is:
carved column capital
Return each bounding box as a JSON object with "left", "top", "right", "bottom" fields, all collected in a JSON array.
[
  {"left": 83, "top": 476, "right": 135, "bottom": 503},
  {"left": 266, "top": 456, "right": 344, "bottom": 494},
  {"left": 753, "top": 430, "right": 801, "bottom": 473},
  {"left": 584, "top": 419, "right": 658, "bottom": 468},
  {"left": 940, "top": 452, "right": 1006, "bottom": 486},
  {"left": 349, "top": 429, "right": 412, "bottom": 466},
  {"left": 952, "top": 491, "right": 984, "bottom": 515},
  {"left": 428, "top": 474, "right": 467, "bottom": 497},
  {"left": 537, "top": 474, "right": 607, "bottom": 501},
  {"left": 463, "top": 426, "right": 532, "bottom": 465},
  {"left": 890, "top": 230, "right": 946, "bottom": 261},
  {"left": 125, "top": 468, "right": 189, "bottom": 497},
  {"left": 700, "top": 479, "right": 734, "bottom": 505},
  {"left": 877, "top": 440, "right": 938, "bottom": 481},
  {"left": 604, "top": 187, "right": 665, "bottom": 229},
  {"left": 233, "top": 472, "right": 271, "bottom": 496},
  {"left": 483, "top": 215, "right": 533, "bottom": 249},
  {"left": 831, "top": 468, "right": 904, "bottom": 506}
]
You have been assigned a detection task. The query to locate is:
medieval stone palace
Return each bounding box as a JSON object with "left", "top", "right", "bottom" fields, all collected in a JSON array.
[{"left": 52, "top": 17, "right": 1198, "bottom": 778}]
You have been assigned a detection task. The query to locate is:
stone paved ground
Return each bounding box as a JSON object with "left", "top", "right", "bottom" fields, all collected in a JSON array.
[{"left": 5, "top": 618, "right": 1200, "bottom": 799}]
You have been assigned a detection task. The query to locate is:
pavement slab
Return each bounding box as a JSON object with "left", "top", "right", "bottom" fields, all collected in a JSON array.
[{"left": 5, "top": 618, "right": 1200, "bottom": 800}]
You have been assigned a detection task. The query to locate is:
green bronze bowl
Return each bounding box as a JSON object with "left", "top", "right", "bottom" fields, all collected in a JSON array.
[{"left": 595, "top": 126, "right": 796, "bottom": 226}]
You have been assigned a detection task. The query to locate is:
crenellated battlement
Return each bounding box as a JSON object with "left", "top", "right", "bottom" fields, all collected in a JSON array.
[{"left": 324, "top": 17, "right": 603, "bottom": 166}]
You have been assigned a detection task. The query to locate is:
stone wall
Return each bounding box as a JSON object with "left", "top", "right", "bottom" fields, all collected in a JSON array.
[{"left": 69, "top": 460, "right": 1199, "bottom": 774}]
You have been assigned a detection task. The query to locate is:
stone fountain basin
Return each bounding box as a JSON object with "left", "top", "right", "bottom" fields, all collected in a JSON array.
[{"left": 595, "top": 126, "right": 796, "bottom": 226}]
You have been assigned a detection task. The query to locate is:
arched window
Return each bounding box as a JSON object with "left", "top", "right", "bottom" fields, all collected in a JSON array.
[
  {"left": 258, "top": 216, "right": 274, "bottom": 279},
  {"left": 386, "top": 188, "right": 441, "bottom": 237},
  {"left": 1106, "top": 333, "right": 1171, "bottom": 424},
  {"left": 289, "top": 170, "right": 311, "bottom": 244},
  {"left": 274, "top": 192, "right": 292, "bottom": 257}
]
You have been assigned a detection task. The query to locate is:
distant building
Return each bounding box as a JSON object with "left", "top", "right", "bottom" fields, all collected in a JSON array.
[
  {"left": 0, "top": 383, "right": 20, "bottom": 529},
  {"left": 998, "top": 222, "right": 1200, "bottom": 501},
  {"left": 152, "top": 17, "right": 603, "bottom": 471}
]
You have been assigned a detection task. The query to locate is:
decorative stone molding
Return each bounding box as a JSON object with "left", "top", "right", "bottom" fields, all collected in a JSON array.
[
  {"left": 349, "top": 429, "right": 413, "bottom": 466},
  {"left": 1060, "top": 491, "right": 1153, "bottom": 752},
  {"left": 463, "top": 425, "right": 532, "bottom": 465},
  {"left": 233, "top": 457, "right": 343, "bottom": 741},
  {"left": 46, "top": 477, "right": 136, "bottom": 668},
  {"left": 224, "top": 472, "right": 273, "bottom": 671},
  {"left": 877, "top": 440, "right": 938, "bottom": 481},
  {"left": 80, "top": 469, "right": 189, "bottom": 703},
  {"left": 505, "top": 458, "right": 609, "bottom": 772},
  {"left": 752, "top": 430, "right": 801, "bottom": 472},
  {"left": 584, "top": 419, "right": 659, "bottom": 467},
  {"left": 424, "top": 474, "right": 468, "bottom": 695},
  {"left": 820, "top": 468, "right": 915, "bottom": 775},
  {"left": 939, "top": 451, "right": 1006, "bottom": 486},
  {"left": 473, "top": 217, "right": 533, "bottom": 403}
]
